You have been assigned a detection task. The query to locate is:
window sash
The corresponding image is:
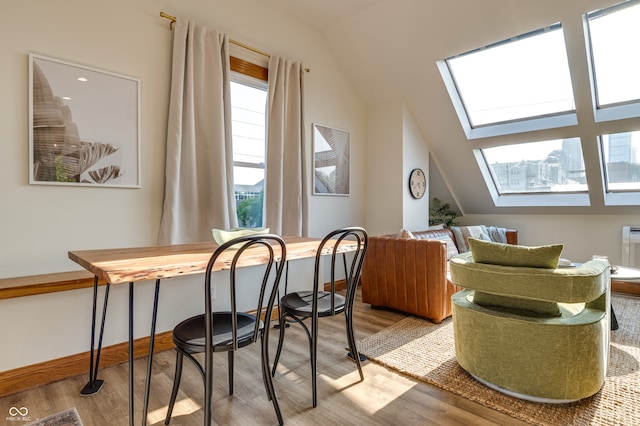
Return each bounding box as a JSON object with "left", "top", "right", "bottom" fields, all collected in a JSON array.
[
  {"left": 445, "top": 24, "right": 575, "bottom": 128},
  {"left": 480, "top": 138, "right": 587, "bottom": 196},
  {"left": 586, "top": 1, "right": 640, "bottom": 109}
]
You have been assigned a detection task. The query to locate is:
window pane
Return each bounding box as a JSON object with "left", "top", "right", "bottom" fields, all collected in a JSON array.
[
  {"left": 231, "top": 80, "right": 267, "bottom": 227},
  {"left": 447, "top": 26, "right": 575, "bottom": 127},
  {"left": 601, "top": 131, "right": 640, "bottom": 192},
  {"left": 482, "top": 139, "right": 586, "bottom": 194},
  {"left": 231, "top": 82, "right": 266, "bottom": 170},
  {"left": 587, "top": 2, "right": 640, "bottom": 107}
]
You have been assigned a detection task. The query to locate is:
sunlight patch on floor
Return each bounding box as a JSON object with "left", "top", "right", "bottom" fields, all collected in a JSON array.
[
  {"left": 147, "top": 397, "right": 201, "bottom": 425},
  {"left": 347, "top": 375, "right": 417, "bottom": 415},
  {"left": 274, "top": 366, "right": 304, "bottom": 383},
  {"left": 319, "top": 367, "right": 417, "bottom": 415}
]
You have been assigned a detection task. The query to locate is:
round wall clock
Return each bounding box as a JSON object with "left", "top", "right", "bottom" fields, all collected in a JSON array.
[{"left": 409, "top": 168, "right": 426, "bottom": 199}]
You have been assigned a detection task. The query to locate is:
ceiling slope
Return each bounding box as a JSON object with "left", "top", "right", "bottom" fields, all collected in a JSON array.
[{"left": 269, "top": 0, "right": 640, "bottom": 214}]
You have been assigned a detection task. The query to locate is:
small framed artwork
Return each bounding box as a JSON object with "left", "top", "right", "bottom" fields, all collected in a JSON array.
[
  {"left": 313, "top": 123, "right": 350, "bottom": 196},
  {"left": 29, "top": 53, "right": 141, "bottom": 188}
]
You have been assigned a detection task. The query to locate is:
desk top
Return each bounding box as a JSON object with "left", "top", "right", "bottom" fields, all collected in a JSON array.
[
  {"left": 611, "top": 265, "right": 640, "bottom": 282},
  {"left": 68, "top": 237, "right": 356, "bottom": 284}
]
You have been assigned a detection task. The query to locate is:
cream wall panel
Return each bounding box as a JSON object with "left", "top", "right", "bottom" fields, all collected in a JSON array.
[
  {"left": 365, "top": 100, "right": 404, "bottom": 235},
  {"left": 402, "top": 104, "right": 430, "bottom": 231}
]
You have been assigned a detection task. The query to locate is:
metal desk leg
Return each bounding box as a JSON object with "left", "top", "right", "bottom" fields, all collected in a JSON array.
[
  {"left": 128, "top": 282, "right": 135, "bottom": 426},
  {"left": 81, "top": 276, "right": 110, "bottom": 395},
  {"left": 141, "top": 279, "right": 161, "bottom": 426},
  {"left": 127, "top": 279, "right": 161, "bottom": 426}
]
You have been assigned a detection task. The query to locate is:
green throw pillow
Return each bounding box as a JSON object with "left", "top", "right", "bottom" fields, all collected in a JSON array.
[
  {"left": 473, "top": 291, "right": 562, "bottom": 317},
  {"left": 468, "top": 238, "right": 563, "bottom": 269}
]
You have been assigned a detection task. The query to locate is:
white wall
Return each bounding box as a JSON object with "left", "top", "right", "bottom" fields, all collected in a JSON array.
[
  {"left": 0, "top": 0, "right": 367, "bottom": 371},
  {"left": 365, "top": 100, "right": 404, "bottom": 235},
  {"left": 402, "top": 104, "right": 430, "bottom": 230},
  {"left": 364, "top": 100, "right": 430, "bottom": 235},
  {"left": 462, "top": 214, "right": 636, "bottom": 266}
]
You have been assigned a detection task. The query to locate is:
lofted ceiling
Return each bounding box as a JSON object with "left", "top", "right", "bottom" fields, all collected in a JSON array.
[
  {"left": 265, "top": 0, "right": 640, "bottom": 215},
  {"left": 265, "top": 0, "right": 388, "bottom": 31}
]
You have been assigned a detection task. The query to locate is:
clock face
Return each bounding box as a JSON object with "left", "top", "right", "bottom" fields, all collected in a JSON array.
[{"left": 409, "top": 168, "right": 426, "bottom": 199}]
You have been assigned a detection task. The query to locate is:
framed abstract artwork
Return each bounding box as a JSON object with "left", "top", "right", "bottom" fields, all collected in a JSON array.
[
  {"left": 313, "top": 123, "right": 350, "bottom": 196},
  {"left": 29, "top": 53, "right": 141, "bottom": 188}
]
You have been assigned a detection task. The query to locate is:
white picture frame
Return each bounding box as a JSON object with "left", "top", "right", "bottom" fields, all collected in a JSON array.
[
  {"left": 313, "top": 123, "right": 350, "bottom": 196},
  {"left": 29, "top": 53, "right": 141, "bottom": 188}
]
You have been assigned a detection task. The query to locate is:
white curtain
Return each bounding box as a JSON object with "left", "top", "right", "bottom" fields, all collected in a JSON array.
[
  {"left": 265, "top": 55, "right": 308, "bottom": 237},
  {"left": 157, "top": 20, "right": 237, "bottom": 245}
]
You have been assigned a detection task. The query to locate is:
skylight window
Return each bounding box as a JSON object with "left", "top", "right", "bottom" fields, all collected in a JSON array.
[
  {"left": 585, "top": 0, "right": 640, "bottom": 122},
  {"left": 438, "top": 24, "right": 577, "bottom": 139},
  {"left": 481, "top": 139, "right": 586, "bottom": 194},
  {"left": 601, "top": 131, "right": 640, "bottom": 192},
  {"left": 475, "top": 139, "right": 590, "bottom": 207},
  {"left": 436, "top": 6, "right": 640, "bottom": 208}
]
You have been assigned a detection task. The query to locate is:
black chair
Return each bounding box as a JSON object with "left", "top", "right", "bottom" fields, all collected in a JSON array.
[
  {"left": 271, "top": 227, "right": 368, "bottom": 407},
  {"left": 165, "top": 234, "right": 287, "bottom": 425}
]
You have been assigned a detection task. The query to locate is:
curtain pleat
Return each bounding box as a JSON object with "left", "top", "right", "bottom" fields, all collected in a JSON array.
[
  {"left": 265, "top": 55, "right": 308, "bottom": 237},
  {"left": 157, "top": 20, "right": 237, "bottom": 245}
]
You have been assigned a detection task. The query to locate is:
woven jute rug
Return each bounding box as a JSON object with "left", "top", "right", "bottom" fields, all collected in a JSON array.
[{"left": 358, "top": 294, "right": 640, "bottom": 425}]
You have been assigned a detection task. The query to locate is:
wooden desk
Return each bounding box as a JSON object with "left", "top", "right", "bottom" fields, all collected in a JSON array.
[
  {"left": 611, "top": 265, "right": 640, "bottom": 296},
  {"left": 68, "top": 236, "right": 356, "bottom": 426},
  {"left": 68, "top": 237, "right": 342, "bottom": 284}
]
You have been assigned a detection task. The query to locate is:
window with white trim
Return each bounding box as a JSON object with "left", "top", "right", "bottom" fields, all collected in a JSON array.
[
  {"left": 601, "top": 131, "right": 640, "bottom": 192},
  {"left": 585, "top": 0, "right": 640, "bottom": 122},
  {"left": 474, "top": 138, "right": 590, "bottom": 207},
  {"left": 481, "top": 139, "right": 587, "bottom": 195},
  {"left": 437, "top": 24, "right": 576, "bottom": 140},
  {"left": 230, "top": 69, "right": 267, "bottom": 227}
]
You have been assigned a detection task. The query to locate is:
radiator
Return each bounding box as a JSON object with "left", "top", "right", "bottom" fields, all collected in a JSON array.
[{"left": 622, "top": 226, "right": 640, "bottom": 267}]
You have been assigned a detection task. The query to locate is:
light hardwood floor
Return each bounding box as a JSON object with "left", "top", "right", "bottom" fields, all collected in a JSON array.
[{"left": 0, "top": 289, "right": 527, "bottom": 425}]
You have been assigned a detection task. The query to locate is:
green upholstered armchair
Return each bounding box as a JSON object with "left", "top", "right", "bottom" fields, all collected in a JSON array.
[{"left": 449, "top": 249, "right": 611, "bottom": 403}]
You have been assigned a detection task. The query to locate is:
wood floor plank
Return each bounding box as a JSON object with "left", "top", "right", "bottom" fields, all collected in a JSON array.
[{"left": 0, "top": 288, "right": 528, "bottom": 425}]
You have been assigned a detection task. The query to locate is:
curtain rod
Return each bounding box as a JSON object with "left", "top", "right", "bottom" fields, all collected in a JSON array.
[
  {"left": 160, "top": 11, "right": 310, "bottom": 72},
  {"left": 160, "top": 11, "right": 269, "bottom": 58}
]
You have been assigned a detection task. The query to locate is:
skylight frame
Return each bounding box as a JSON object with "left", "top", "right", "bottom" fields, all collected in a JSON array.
[
  {"left": 584, "top": 0, "right": 640, "bottom": 123},
  {"left": 598, "top": 130, "right": 640, "bottom": 206},
  {"left": 474, "top": 138, "right": 591, "bottom": 208},
  {"left": 437, "top": 23, "right": 578, "bottom": 140}
]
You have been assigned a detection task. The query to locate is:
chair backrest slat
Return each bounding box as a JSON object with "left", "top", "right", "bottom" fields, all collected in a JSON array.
[
  {"left": 313, "top": 227, "right": 368, "bottom": 316},
  {"left": 204, "top": 234, "right": 287, "bottom": 350}
]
